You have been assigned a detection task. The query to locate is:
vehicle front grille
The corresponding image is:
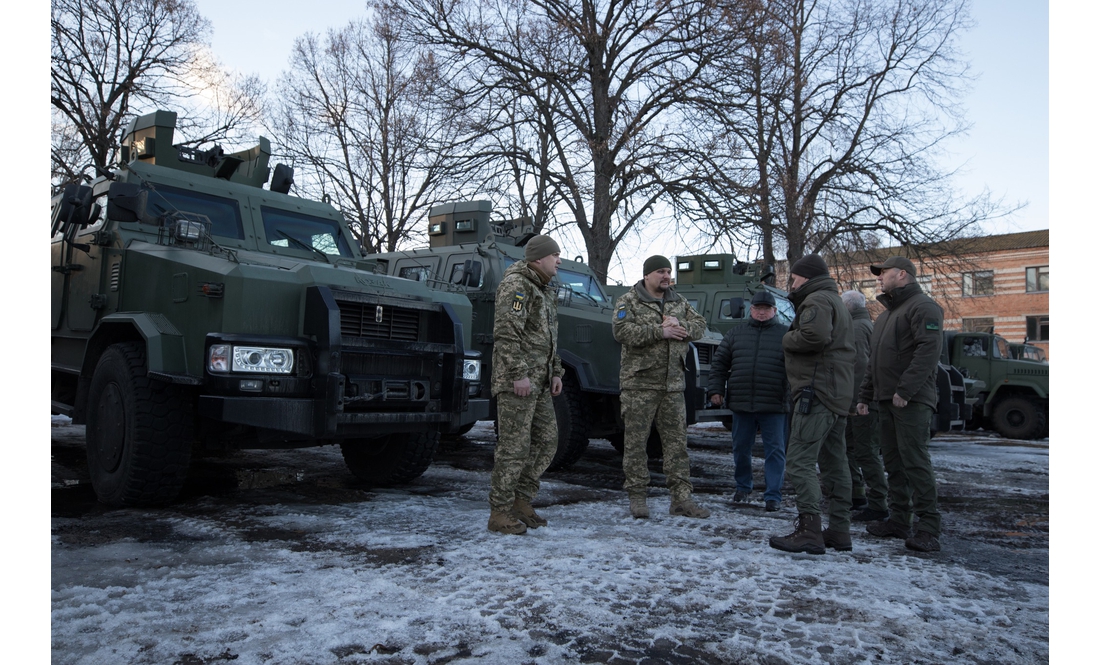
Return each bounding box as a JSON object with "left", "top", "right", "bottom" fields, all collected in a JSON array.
[{"left": 337, "top": 301, "right": 421, "bottom": 341}]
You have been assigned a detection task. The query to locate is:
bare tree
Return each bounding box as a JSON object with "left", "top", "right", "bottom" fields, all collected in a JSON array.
[
  {"left": 393, "top": 0, "right": 729, "bottom": 283},
  {"left": 271, "top": 4, "right": 485, "bottom": 252},
  {"left": 686, "top": 0, "right": 1013, "bottom": 273},
  {"left": 51, "top": 0, "right": 264, "bottom": 190}
]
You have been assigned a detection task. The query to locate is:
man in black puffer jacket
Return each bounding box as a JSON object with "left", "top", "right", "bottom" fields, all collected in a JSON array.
[{"left": 707, "top": 291, "right": 790, "bottom": 512}]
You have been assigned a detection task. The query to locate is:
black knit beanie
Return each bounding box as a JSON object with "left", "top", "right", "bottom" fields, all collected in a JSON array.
[
  {"left": 791, "top": 254, "right": 829, "bottom": 279},
  {"left": 643, "top": 255, "right": 672, "bottom": 275}
]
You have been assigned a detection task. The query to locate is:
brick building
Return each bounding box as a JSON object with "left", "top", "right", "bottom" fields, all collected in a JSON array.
[{"left": 775, "top": 230, "right": 1050, "bottom": 359}]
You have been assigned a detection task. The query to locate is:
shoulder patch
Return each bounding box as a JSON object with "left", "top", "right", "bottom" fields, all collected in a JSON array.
[
  {"left": 925, "top": 320, "right": 940, "bottom": 331},
  {"left": 511, "top": 292, "right": 526, "bottom": 314},
  {"left": 616, "top": 307, "right": 627, "bottom": 319},
  {"left": 800, "top": 307, "right": 817, "bottom": 324}
]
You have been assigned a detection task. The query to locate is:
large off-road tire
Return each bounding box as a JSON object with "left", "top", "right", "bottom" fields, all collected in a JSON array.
[
  {"left": 607, "top": 427, "right": 664, "bottom": 459},
  {"left": 547, "top": 374, "right": 589, "bottom": 471},
  {"left": 992, "top": 396, "right": 1045, "bottom": 440},
  {"left": 85, "top": 342, "right": 194, "bottom": 507},
  {"left": 340, "top": 431, "right": 440, "bottom": 486}
]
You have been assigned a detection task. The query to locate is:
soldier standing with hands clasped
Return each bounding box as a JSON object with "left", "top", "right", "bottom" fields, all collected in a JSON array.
[
  {"left": 613, "top": 255, "right": 710, "bottom": 520},
  {"left": 487, "top": 235, "right": 564, "bottom": 535},
  {"left": 857, "top": 256, "right": 945, "bottom": 552}
]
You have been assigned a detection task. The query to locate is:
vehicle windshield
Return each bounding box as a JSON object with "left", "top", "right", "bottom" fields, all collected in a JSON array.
[
  {"left": 993, "top": 336, "right": 1012, "bottom": 359},
  {"left": 261, "top": 207, "right": 353, "bottom": 257},
  {"left": 145, "top": 184, "right": 244, "bottom": 239},
  {"left": 772, "top": 292, "right": 795, "bottom": 324},
  {"left": 556, "top": 267, "right": 609, "bottom": 305}
]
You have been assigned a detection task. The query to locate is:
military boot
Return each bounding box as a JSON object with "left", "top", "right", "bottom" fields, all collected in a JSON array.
[
  {"left": 769, "top": 513, "right": 826, "bottom": 555},
  {"left": 630, "top": 495, "right": 650, "bottom": 519},
  {"left": 822, "top": 526, "right": 853, "bottom": 552},
  {"left": 488, "top": 509, "right": 527, "bottom": 535},
  {"left": 512, "top": 498, "right": 547, "bottom": 528},
  {"left": 669, "top": 497, "right": 710, "bottom": 519},
  {"left": 866, "top": 519, "right": 911, "bottom": 540}
]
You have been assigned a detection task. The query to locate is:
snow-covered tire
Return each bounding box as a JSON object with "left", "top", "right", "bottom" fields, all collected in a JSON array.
[
  {"left": 85, "top": 342, "right": 194, "bottom": 507},
  {"left": 340, "top": 431, "right": 440, "bottom": 485},
  {"left": 992, "top": 396, "right": 1044, "bottom": 440},
  {"left": 547, "top": 374, "right": 589, "bottom": 471}
]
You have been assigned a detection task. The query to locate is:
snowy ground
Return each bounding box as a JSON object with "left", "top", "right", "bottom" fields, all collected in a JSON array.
[{"left": 51, "top": 419, "right": 1048, "bottom": 664}]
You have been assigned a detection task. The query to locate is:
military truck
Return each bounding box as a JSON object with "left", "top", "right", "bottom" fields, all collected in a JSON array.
[
  {"left": 51, "top": 110, "right": 487, "bottom": 507},
  {"left": 362, "top": 202, "right": 729, "bottom": 468},
  {"left": 668, "top": 253, "right": 972, "bottom": 434},
  {"left": 945, "top": 331, "right": 1048, "bottom": 439}
]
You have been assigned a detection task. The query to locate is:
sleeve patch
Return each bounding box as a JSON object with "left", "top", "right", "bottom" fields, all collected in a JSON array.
[
  {"left": 511, "top": 292, "right": 526, "bottom": 313},
  {"left": 925, "top": 320, "right": 940, "bottom": 331},
  {"left": 616, "top": 305, "right": 627, "bottom": 319}
]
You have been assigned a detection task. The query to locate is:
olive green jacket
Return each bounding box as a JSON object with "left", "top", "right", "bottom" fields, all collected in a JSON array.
[
  {"left": 859, "top": 282, "right": 944, "bottom": 408},
  {"left": 783, "top": 274, "right": 856, "bottom": 416},
  {"left": 490, "top": 261, "right": 563, "bottom": 396},
  {"left": 850, "top": 305, "right": 874, "bottom": 411},
  {"left": 613, "top": 282, "right": 706, "bottom": 392}
]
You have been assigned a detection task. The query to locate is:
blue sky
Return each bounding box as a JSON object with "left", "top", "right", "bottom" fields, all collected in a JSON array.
[{"left": 192, "top": 0, "right": 1049, "bottom": 237}]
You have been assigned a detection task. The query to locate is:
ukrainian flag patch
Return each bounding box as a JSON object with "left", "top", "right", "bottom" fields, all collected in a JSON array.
[{"left": 511, "top": 292, "right": 526, "bottom": 313}]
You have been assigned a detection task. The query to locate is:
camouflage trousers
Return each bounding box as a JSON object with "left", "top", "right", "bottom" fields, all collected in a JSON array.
[
  {"left": 846, "top": 405, "right": 889, "bottom": 513},
  {"left": 786, "top": 400, "right": 852, "bottom": 531},
  {"left": 880, "top": 401, "right": 941, "bottom": 536},
  {"left": 620, "top": 389, "right": 693, "bottom": 501},
  {"left": 489, "top": 385, "right": 559, "bottom": 512}
]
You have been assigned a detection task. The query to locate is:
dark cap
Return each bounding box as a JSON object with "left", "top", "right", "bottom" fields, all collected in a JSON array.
[
  {"left": 524, "top": 235, "right": 561, "bottom": 261},
  {"left": 869, "top": 256, "right": 916, "bottom": 277},
  {"left": 751, "top": 290, "right": 776, "bottom": 307},
  {"left": 790, "top": 254, "right": 829, "bottom": 279},
  {"left": 643, "top": 255, "right": 672, "bottom": 275}
]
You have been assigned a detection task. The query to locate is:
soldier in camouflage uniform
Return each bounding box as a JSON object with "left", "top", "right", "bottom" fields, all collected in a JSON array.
[
  {"left": 488, "top": 235, "right": 564, "bottom": 535},
  {"left": 612, "top": 255, "right": 711, "bottom": 520}
]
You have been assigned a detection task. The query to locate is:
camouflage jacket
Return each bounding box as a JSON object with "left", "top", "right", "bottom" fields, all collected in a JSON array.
[
  {"left": 783, "top": 274, "right": 856, "bottom": 417},
  {"left": 490, "top": 261, "right": 563, "bottom": 396},
  {"left": 613, "top": 282, "right": 706, "bottom": 392}
]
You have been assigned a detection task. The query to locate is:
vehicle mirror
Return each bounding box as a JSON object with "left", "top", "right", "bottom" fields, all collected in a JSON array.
[
  {"left": 463, "top": 260, "right": 482, "bottom": 287},
  {"left": 51, "top": 183, "right": 94, "bottom": 236},
  {"left": 107, "top": 182, "right": 147, "bottom": 223}
]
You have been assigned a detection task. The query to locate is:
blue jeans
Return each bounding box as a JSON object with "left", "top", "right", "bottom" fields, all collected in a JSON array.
[{"left": 731, "top": 412, "right": 788, "bottom": 502}]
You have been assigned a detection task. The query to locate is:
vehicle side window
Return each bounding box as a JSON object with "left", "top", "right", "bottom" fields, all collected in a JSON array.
[
  {"left": 399, "top": 266, "right": 433, "bottom": 282},
  {"left": 146, "top": 185, "right": 244, "bottom": 239},
  {"left": 686, "top": 298, "right": 700, "bottom": 311},
  {"left": 719, "top": 298, "right": 744, "bottom": 320},
  {"left": 994, "top": 337, "right": 1011, "bottom": 359},
  {"left": 962, "top": 336, "right": 987, "bottom": 357}
]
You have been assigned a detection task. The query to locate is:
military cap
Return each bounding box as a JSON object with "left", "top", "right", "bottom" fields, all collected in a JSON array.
[{"left": 751, "top": 290, "right": 776, "bottom": 307}]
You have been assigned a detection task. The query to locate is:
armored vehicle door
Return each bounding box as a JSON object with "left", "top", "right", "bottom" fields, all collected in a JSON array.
[{"left": 61, "top": 196, "right": 109, "bottom": 332}]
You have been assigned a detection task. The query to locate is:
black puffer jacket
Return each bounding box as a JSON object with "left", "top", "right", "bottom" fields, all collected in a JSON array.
[{"left": 706, "top": 317, "right": 789, "bottom": 413}]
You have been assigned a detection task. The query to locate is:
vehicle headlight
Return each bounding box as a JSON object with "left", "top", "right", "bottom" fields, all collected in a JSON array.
[
  {"left": 208, "top": 344, "right": 294, "bottom": 374},
  {"left": 462, "top": 357, "right": 481, "bottom": 381}
]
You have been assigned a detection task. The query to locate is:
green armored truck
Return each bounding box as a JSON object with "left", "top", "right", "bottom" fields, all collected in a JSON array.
[
  {"left": 51, "top": 110, "right": 487, "bottom": 506},
  {"left": 946, "top": 331, "right": 1048, "bottom": 439},
  {"left": 363, "top": 202, "right": 727, "bottom": 468}
]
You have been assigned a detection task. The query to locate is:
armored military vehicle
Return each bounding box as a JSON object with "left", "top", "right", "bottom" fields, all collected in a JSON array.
[
  {"left": 362, "top": 202, "right": 728, "bottom": 468},
  {"left": 945, "top": 331, "right": 1048, "bottom": 439},
  {"left": 51, "top": 110, "right": 487, "bottom": 507},
  {"left": 668, "top": 253, "right": 971, "bottom": 434}
]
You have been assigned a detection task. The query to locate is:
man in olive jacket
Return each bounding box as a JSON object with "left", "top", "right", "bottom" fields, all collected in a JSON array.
[
  {"left": 488, "top": 235, "right": 564, "bottom": 535},
  {"left": 856, "top": 256, "right": 944, "bottom": 553},
  {"left": 842, "top": 290, "right": 889, "bottom": 522},
  {"left": 613, "top": 255, "right": 710, "bottom": 520},
  {"left": 707, "top": 290, "right": 789, "bottom": 512},
  {"left": 769, "top": 254, "right": 855, "bottom": 555}
]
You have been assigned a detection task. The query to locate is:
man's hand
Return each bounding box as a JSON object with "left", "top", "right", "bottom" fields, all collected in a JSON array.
[
  {"left": 892, "top": 393, "right": 909, "bottom": 408},
  {"left": 661, "top": 324, "right": 689, "bottom": 340},
  {"left": 710, "top": 394, "right": 723, "bottom": 407},
  {"left": 513, "top": 377, "right": 531, "bottom": 397},
  {"left": 856, "top": 402, "right": 869, "bottom": 416},
  {"left": 662, "top": 315, "right": 681, "bottom": 328},
  {"left": 551, "top": 376, "right": 563, "bottom": 396}
]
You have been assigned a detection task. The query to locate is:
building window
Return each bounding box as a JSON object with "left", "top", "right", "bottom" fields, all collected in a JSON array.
[
  {"left": 1026, "top": 315, "right": 1049, "bottom": 341},
  {"left": 962, "top": 317, "right": 994, "bottom": 333},
  {"left": 1026, "top": 266, "right": 1049, "bottom": 293},
  {"left": 962, "top": 270, "right": 994, "bottom": 297}
]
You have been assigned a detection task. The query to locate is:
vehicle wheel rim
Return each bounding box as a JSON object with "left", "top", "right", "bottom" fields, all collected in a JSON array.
[
  {"left": 1007, "top": 409, "right": 1025, "bottom": 428},
  {"left": 96, "top": 383, "right": 126, "bottom": 473}
]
